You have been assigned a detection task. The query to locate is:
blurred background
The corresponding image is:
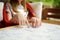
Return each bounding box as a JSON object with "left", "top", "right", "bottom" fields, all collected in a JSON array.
[
  {"left": 28, "top": 0, "right": 60, "bottom": 8},
  {"left": 0, "top": 0, "right": 60, "bottom": 8}
]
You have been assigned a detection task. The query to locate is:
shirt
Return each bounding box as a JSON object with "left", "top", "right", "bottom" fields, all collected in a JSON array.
[{"left": 6, "top": 3, "right": 28, "bottom": 20}]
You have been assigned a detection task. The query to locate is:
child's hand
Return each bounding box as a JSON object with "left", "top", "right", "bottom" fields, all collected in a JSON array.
[
  {"left": 10, "top": 14, "right": 19, "bottom": 23},
  {"left": 10, "top": 13, "right": 29, "bottom": 27},
  {"left": 19, "top": 17, "right": 29, "bottom": 27},
  {"left": 30, "top": 17, "right": 41, "bottom": 28},
  {"left": 18, "top": 13, "right": 30, "bottom": 27}
]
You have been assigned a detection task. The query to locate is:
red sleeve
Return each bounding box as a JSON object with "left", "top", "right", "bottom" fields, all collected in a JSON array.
[
  {"left": 26, "top": 2, "right": 36, "bottom": 19},
  {"left": 3, "top": 3, "right": 10, "bottom": 23},
  {"left": 3, "top": 3, "right": 19, "bottom": 26}
]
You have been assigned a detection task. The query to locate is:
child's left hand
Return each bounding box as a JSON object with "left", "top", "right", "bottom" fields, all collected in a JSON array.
[{"left": 30, "top": 17, "right": 41, "bottom": 28}]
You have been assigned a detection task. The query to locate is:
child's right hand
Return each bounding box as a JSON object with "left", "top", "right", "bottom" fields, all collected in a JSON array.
[
  {"left": 17, "top": 13, "right": 30, "bottom": 27},
  {"left": 19, "top": 16, "right": 29, "bottom": 27}
]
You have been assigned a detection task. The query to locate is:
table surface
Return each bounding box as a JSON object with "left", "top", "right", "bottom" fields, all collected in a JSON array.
[{"left": 0, "top": 20, "right": 60, "bottom": 40}]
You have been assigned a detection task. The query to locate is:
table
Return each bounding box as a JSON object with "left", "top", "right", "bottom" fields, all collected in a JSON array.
[{"left": 0, "top": 20, "right": 60, "bottom": 40}]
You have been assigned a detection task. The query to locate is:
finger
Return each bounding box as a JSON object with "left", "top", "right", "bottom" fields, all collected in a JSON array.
[
  {"left": 21, "top": 20, "right": 23, "bottom": 25},
  {"left": 21, "top": 20, "right": 25, "bottom": 26},
  {"left": 19, "top": 21, "right": 21, "bottom": 27},
  {"left": 31, "top": 21, "right": 34, "bottom": 27},
  {"left": 36, "top": 20, "right": 40, "bottom": 28},
  {"left": 26, "top": 20, "right": 30, "bottom": 27},
  {"left": 23, "top": 20, "right": 26, "bottom": 26},
  {"left": 22, "top": 20, "right": 25, "bottom": 25},
  {"left": 35, "top": 20, "right": 39, "bottom": 27},
  {"left": 32, "top": 20, "right": 36, "bottom": 28}
]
